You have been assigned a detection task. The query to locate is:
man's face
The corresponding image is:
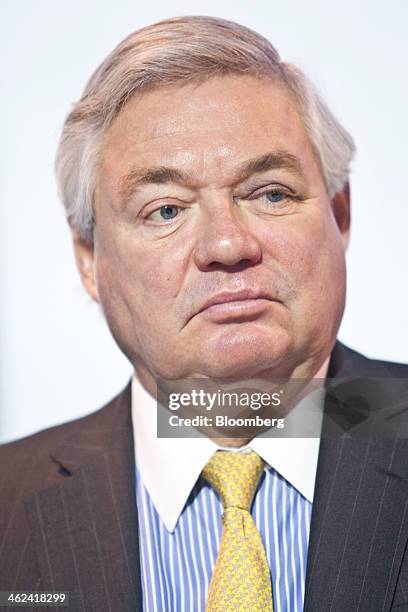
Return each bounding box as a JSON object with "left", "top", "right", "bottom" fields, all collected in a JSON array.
[{"left": 77, "top": 74, "right": 349, "bottom": 381}]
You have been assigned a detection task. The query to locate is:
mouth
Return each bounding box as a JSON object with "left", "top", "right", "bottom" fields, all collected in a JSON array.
[{"left": 195, "top": 289, "right": 276, "bottom": 323}]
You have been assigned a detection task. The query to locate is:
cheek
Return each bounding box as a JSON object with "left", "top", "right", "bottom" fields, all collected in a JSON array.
[
  {"left": 95, "top": 234, "right": 188, "bottom": 323},
  {"left": 135, "top": 242, "right": 189, "bottom": 307},
  {"left": 258, "top": 212, "right": 345, "bottom": 288},
  {"left": 137, "top": 252, "right": 180, "bottom": 299}
]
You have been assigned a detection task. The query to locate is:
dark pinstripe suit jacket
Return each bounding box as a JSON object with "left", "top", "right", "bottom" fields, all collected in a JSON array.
[{"left": 2, "top": 341, "right": 408, "bottom": 611}]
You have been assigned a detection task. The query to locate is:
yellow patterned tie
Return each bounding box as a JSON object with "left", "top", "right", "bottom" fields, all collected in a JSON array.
[{"left": 202, "top": 450, "right": 274, "bottom": 611}]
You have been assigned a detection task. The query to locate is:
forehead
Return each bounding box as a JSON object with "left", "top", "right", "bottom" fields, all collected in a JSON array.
[{"left": 99, "top": 74, "right": 320, "bottom": 186}]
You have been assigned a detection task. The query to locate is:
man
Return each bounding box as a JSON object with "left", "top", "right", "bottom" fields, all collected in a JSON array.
[{"left": 1, "top": 15, "right": 408, "bottom": 612}]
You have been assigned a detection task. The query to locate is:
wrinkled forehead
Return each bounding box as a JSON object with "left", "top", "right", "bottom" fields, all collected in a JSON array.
[{"left": 97, "top": 74, "right": 324, "bottom": 194}]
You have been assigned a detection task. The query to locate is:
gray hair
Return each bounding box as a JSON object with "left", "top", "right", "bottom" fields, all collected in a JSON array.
[{"left": 55, "top": 15, "right": 355, "bottom": 243}]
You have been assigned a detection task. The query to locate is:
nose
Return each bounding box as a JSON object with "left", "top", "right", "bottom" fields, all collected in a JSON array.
[{"left": 193, "top": 198, "right": 262, "bottom": 271}]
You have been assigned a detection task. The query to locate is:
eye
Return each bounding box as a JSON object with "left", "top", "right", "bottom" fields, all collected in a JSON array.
[
  {"left": 236, "top": 185, "right": 301, "bottom": 216},
  {"left": 145, "top": 204, "right": 181, "bottom": 223},
  {"left": 158, "top": 204, "right": 179, "bottom": 220},
  {"left": 255, "top": 187, "right": 295, "bottom": 204},
  {"left": 263, "top": 190, "right": 287, "bottom": 204}
]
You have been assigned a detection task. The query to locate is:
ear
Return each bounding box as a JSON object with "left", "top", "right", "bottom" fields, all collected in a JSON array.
[
  {"left": 71, "top": 229, "right": 100, "bottom": 303},
  {"left": 331, "top": 181, "right": 351, "bottom": 250}
]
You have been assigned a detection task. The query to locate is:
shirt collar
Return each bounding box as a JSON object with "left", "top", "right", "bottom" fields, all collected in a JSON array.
[{"left": 131, "top": 361, "right": 328, "bottom": 532}]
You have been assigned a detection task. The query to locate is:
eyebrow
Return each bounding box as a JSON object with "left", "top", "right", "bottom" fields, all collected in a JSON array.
[{"left": 117, "top": 151, "right": 305, "bottom": 205}]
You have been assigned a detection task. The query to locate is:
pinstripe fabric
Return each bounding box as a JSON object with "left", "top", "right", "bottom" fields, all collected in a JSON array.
[
  {"left": 0, "top": 386, "right": 143, "bottom": 612},
  {"left": 135, "top": 460, "right": 312, "bottom": 612},
  {"left": 3, "top": 343, "right": 408, "bottom": 611}
]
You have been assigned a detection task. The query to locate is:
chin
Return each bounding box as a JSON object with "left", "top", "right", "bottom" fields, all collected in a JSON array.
[{"left": 195, "top": 324, "right": 293, "bottom": 379}]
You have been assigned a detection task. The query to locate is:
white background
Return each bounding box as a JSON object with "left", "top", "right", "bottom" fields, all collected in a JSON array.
[{"left": 1, "top": 0, "right": 407, "bottom": 443}]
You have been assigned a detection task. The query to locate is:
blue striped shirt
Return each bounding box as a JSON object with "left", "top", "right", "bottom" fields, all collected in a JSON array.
[{"left": 135, "top": 461, "right": 312, "bottom": 612}]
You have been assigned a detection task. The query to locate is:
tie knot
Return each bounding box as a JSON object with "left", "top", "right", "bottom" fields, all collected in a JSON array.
[{"left": 202, "top": 450, "right": 264, "bottom": 511}]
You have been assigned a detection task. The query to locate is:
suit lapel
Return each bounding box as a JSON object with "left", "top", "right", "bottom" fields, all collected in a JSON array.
[
  {"left": 24, "top": 382, "right": 143, "bottom": 612},
  {"left": 304, "top": 342, "right": 408, "bottom": 611},
  {"left": 22, "top": 342, "right": 408, "bottom": 611}
]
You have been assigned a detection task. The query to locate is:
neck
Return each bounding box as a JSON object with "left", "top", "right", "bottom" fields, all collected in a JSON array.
[
  {"left": 210, "top": 355, "right": 331, "bottom": 448},
  {"left": 133, "top": 353, "right": 331, "bottom": 449}
]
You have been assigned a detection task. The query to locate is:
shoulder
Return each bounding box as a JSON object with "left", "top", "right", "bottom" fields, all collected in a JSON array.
[
  {"left": 0, "top": 381, "right": 132, "bottom": 578},
  {"left": 371, "top": 357, "right": 408, "bottom": 376},
  {"left": 328, "top": 341, "right": 408, "bottom": 378},
  {"left": 0, "top": 381, "right": 131, "bottom": 486}
]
